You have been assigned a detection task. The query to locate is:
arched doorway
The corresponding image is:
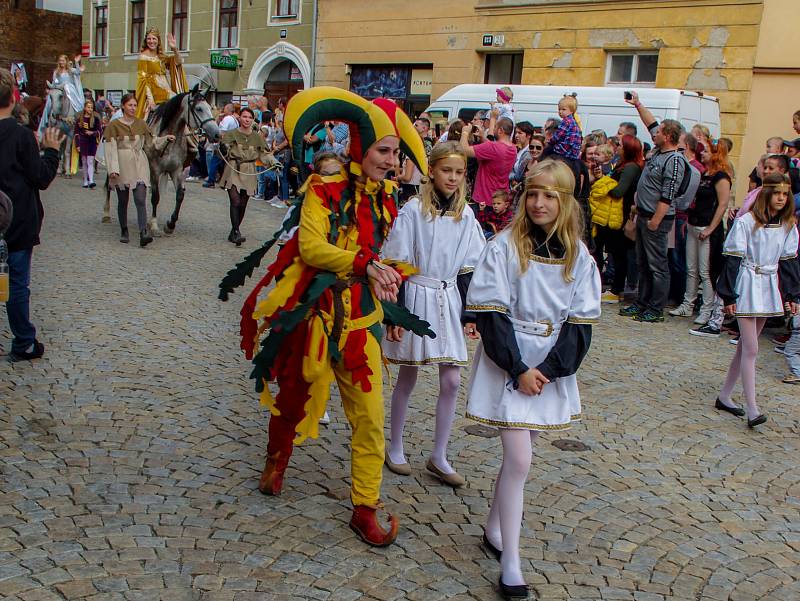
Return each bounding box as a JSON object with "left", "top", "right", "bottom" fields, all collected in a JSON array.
[
  {"left": 245, "top": 42, "right": 311, "bottom": 109},
  {"left": 263, "top": 59, "right": 304, "bottom": 109}
]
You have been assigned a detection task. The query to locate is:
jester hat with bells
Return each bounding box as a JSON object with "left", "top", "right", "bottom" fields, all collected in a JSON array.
[{"left": 284, "top": 86, "right": 428, "bottom": 179}]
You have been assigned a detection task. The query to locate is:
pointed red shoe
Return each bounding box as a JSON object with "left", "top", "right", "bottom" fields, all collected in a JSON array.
[
  {"left": 349, "top": 503, "right": 399, "bottom": 547},
  {"left": 258, "top": 452, "right": 287, "bottom": 496}
]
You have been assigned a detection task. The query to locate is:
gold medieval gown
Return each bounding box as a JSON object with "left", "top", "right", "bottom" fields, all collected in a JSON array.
[{"left": 135, "top": 54, "right": 187, "bottom": 120}]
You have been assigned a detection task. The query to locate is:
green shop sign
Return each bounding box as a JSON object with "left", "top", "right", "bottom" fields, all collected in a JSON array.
[{"left": 210, "top": 50, "right": 238, "bottom": 71}]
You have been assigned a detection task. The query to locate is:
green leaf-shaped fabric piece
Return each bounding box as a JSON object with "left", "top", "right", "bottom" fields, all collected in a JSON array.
[{"left": 381, "top": 301, "right": 436, "bottom": 339}]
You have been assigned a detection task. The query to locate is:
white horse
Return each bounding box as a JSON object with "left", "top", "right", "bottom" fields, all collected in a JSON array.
[{"left": 44, "top": 85, "right": 77, "bottom": 177}]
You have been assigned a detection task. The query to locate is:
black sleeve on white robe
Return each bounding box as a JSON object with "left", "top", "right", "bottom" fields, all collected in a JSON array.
[
  {"left": 396, "top": 280, "right": 406, "bottom": 310},
  {"left": 475, "top": 312, "right": 529, "bottom": 381},
  {"left": 716, "top": 255, "right": 742, "bottom": 306},
  {"left": 535, "top": 322, "right": 592, "bottom": 381},
  {"left": 458, "top": 271, "right": 476, "bottom": 323},
  {"left": 779, "top": 256, "right": 800, "bottom": 302}
]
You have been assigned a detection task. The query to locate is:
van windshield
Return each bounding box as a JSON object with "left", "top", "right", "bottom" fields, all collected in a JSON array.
[{"left": 427, "top": 109, "right": 449, "bottom": 138}]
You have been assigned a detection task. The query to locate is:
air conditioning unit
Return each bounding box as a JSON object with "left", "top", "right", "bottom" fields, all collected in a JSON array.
[{"left": 493, "top": 34, "right": 505, "bottom": 47}]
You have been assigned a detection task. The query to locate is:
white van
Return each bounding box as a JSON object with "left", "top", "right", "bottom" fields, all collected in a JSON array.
[{"left": 425, "top": 84, "right": 721, "bottom": 144}]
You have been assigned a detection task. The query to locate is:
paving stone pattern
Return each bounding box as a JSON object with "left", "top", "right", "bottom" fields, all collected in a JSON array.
[{"left": 2, "top": 177, "right": 800, "bottom": 601}]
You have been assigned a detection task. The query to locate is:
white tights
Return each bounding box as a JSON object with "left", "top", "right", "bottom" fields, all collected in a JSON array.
[
  {"left": 388, "top": 364, "right": 461, "bottom": 473},
  {"left": 82, "top": 155, "right": 95, "bottom": 185},
  {"left": 719, "top": 317, "right": 766, "bottom": 419},
  {"left": 485, "top": 429, "right": 539, "bottom": 586}
]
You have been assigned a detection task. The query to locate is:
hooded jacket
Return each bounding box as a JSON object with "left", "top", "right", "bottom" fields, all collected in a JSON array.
[{"left": 0, "top": 117, "right": 59, "bottom": 252}]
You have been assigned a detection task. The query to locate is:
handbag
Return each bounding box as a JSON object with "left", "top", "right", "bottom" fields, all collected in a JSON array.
[{"left": 623, "top": 214, "right": 636, "bottom": 241}]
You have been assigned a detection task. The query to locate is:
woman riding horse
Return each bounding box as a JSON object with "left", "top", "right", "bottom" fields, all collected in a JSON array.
[
  {"left": 39, "top": 54, "right": 84, "bottom": 135},
  {"left": 135, "top": 27, "right": 187, "bottom": 121},
  {"left": 38, "top": 54, "right": 84, "bottom": 175}
]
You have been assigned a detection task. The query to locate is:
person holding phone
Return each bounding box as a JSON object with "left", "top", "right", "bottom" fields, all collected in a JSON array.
[
  {"left": 0, "top": 68, "right": 64, "bottom": 361},
  {"left": 618, "top": 90, "right": 689, "bottom": 323}
]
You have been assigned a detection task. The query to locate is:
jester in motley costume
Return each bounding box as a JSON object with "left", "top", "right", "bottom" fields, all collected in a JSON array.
[{"left": 219, "top": 88, "right": 433, "bottom": 547}]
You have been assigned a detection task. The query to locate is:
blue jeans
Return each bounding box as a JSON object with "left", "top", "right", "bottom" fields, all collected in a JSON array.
[
  {"left": 668, "top": 213, "right": 688, "bottom": 304},
  {"left": 785, "top": 315, "right": 800, "bottom": 377},
  {"left": 6, "top": 248, "right": 36, "bottom": 353},
  {"left": 257, "top": 167, "right": 278, "bottom": 198},
  {"left": 206, "top": 150, "right": 222, "bottom": 185},
  {"left": 278, "top": 157, "right": 291, "bottom": 201}
]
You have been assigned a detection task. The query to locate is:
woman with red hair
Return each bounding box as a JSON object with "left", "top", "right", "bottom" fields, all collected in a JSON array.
[
  {"left": 672, "top": 140, "right": 732, "bottom": 327},
  {"left": 597, "top": 134, "right": 644, "bottom": 303}
]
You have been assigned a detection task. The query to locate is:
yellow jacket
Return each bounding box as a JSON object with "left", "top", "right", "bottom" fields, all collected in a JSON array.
[{"left": 589, "top": 175, "right": 624, "bottom": 230}]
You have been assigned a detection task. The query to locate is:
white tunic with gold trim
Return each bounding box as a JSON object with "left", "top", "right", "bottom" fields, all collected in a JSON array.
[
  {"left": 465, "top": 231, "right": 601, "bottom": 430},
  {"left": 381, "top": 198, "right": 486, "bottom": 365},
  {"left": 723, "top": 212, "right": 799, "bottom": 317}
]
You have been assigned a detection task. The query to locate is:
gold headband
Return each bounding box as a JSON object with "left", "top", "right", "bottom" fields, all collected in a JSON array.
[
  {"left": 437, "top": 153, "right": 466, "bottom": 162},
  {"left": 763, "top": 182, "right": 791, "bottom": 193},
  {"left": 146, "top": 26, "right": 161, "bottom": 38},
  {"left": 525, "top": 183, "right": 572, "bottom": 195}
]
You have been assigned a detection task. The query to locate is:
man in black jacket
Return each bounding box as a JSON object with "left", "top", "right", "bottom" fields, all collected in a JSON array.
[{"left": 0, "top": 68, "right": 63, "bottom": 361}]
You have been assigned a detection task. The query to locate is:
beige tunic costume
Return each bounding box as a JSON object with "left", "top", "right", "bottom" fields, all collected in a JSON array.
[
  {"left": 103, "top": 119, "right": 171, "bottom": 190},
  {"left": 219, "top": 129, "right": 272, "bottom": 196}
]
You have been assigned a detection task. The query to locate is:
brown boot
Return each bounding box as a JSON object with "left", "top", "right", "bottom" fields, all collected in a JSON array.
[
  {"left": 258, "top": 452, "right": 287, "bottom": 496},
  {"left": 349, "top": 503, "right": 399, "bottom": 547}
]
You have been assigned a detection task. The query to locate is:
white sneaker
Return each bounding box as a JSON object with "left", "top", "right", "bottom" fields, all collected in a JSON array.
[
  {"left": 319, "top": 411, "right": 330, "bottom": 425},
  {"left": 268, "top": 197, "right": 285, "bottom": 208},
  {"left": 185, "top": 176, "right": 198, "bottom": 182},
  {"left": 694, "top": 311, "right": 711, "bottom": 325},
  {"left": 669, "top": 303, "right": 693, "bottom": 317}
]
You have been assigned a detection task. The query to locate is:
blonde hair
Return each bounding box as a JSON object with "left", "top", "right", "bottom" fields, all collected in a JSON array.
[
  {"left": 691, "top": 123, "right": 711, "bottom": 143},
  {"left": 55, "top": 54, "right": 70, "bottom": 75},
  {"left": 558, "top": 94, "right": 578, "bottom": 113},
  {"left": 596, "top": 144, "right": 614, "bottom": 162},
  {"left": 558, "top": 94, "right": 582, "bottom": 131},
  {"left": 418, "top": 141, "right": 468, "bottom": 221},
  {"left": 509, "top": 159, "right": 583, "bottom": 281},
  {"left": 492, "top": 189, "right": 510, "bottom": 204},
  {"left": 498, "top": 86, "right": 513, "bottom": 101}
]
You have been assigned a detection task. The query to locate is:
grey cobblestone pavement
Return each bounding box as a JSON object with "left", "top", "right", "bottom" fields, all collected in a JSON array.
[{"left": 2, "top": 177, "right": 800, "bottom": 601}]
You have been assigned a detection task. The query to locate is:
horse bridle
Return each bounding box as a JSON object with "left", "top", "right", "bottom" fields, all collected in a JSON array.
[{"left": 188, "top": 94, "right": 215, "bottom": 138}]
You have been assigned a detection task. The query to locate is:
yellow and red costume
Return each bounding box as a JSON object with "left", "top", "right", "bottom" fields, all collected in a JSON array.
[{"left": 219, "top": 87, "right": 431, "bottom": 546}]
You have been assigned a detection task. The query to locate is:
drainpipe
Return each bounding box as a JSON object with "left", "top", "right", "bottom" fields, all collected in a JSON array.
[{"left": 310, "top": 0, "right": 318, "bottom": 86}]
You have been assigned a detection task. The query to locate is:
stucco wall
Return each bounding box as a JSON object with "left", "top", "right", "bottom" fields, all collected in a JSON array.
[
  {"left": 316, "top": 0, "right": 763, "bottom": 191},
  {"left": 734, "top": 0, "right": 800, "bottom": 203},
  {"left": 81, "top": 0, "right": 314, "bottom": 95}
]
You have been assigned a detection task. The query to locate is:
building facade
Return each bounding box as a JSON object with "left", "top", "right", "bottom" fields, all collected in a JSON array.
[
  {"left": 315, "top": 0, "right": 799, "bottom": 201},
  {"left": 80, "top": 0, "right": 315, "bottom": 108},
  {"left": 0, "top": 0, "right": 82, "bottom": 97}
]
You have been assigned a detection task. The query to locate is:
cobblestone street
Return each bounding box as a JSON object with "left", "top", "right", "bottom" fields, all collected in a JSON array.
[{"left": 3, "top": 176, "right": 800, "bottom": 601}]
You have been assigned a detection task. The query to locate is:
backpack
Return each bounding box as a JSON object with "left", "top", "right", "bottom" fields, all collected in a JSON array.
[{"left": 670, "top": 153, "right": 701, "bottom": 212}]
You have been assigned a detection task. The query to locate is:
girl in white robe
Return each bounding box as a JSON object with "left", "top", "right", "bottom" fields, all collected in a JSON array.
[
  {"left": 466, "top": 159, "right": 600, "bottom": 599},
  {"left": 715, "top": 173, "right": 800, "bottom": 428},
  {"left": 381, "top": 142, "right": 486, "bottom": 487}
]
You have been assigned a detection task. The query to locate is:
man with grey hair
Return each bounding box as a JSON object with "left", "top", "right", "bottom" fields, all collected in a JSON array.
[
  {"left": 543, "top": 117, "right": 561, "bottom": 145},
  {"left": 460, "top": 116, "right": 517, "bottom": 215},
  {"left": 617, "top": 121, "right": 638, "bottom": 139},
  {"left": 619, "top": 91, "right": 690, "bottom": 323}
]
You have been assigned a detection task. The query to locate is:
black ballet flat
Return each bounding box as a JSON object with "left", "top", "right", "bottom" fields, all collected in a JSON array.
[
  {"left": 747, "top": 414, "right": 767, "bottom": 429},
  {"left": 715, "top": 397, "right": 745, "bottom": 417},
  {"left": 482, "top": 529, "right": 501, "bottom": 561},
  {"left": 499, "top": 576, "right": 529, "bottom": 600}
]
